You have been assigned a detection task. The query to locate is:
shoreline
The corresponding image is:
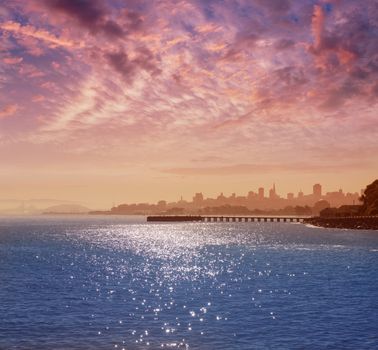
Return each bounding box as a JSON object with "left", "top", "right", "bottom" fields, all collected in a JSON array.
[
  {"left": 303, "top": 217, "right": 378, "bottom": 230},
  {"left": 11, "top": 213, "right": 378, "bottom": 230}
]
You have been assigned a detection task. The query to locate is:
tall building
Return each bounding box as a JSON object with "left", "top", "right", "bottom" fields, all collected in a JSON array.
[
  {"left": 287, "top": 193, "right": 294, "bottom": 200},
  {"left": 258, "top": 187, "right": 264, "bottom": 199},
  {"left": 269, "top": 183, "right": 277, "bottom": 199},
  {"left": 217, "top": 192, "right": 226, "bottom": 204},
  {"left": 193, "top": 192, "right": 204, "bottom": 206},
  {"left": 247, "top": 191, "right": 255, "bottom": 200},
  {"left": 313, "top": 184, "right": 322, "bottom": 197}
]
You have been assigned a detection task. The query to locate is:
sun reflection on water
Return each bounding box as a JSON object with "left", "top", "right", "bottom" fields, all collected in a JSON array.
[{"left": 1, "top": 218, "right": 377, "bottom": 349}]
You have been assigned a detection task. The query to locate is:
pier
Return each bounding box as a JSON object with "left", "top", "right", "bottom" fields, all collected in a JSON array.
[{"left": 147, "top": 215, "right": 308, "bottom": 223}]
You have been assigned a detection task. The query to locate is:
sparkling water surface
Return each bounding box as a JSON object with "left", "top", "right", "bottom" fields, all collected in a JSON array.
[{"left": 0, "top": 216, "right": 377, "bottom": 349}]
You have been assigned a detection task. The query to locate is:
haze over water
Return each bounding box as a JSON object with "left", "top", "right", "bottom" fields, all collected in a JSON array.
[{"left": 1, "top": 216, "right": 377, "bottom": 349}]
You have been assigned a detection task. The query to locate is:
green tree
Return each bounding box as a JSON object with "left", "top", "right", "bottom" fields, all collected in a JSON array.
[{"left": 360, "top": 179, "right": 378, "bottom": 215}]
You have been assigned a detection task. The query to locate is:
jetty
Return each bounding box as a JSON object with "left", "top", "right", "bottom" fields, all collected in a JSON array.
[
  {"left": 146, "top": 215, "right": 378, "bottom": 230},
  {"left": 147, "top": 215, "right": 308, "bottom": 222}
]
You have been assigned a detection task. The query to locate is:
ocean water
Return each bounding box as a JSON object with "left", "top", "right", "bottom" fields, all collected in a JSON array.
[{"left": 0, "top": 216, "right": 377, "bottom": 350}]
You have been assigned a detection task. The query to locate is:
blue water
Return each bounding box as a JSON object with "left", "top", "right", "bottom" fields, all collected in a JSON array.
[{"left": 0, "top": 216, "right": 377, "bottom": 349}]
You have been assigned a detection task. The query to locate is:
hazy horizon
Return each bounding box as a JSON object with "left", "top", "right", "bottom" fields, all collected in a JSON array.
[
  {"left": 0, "top": 180, "right": 368, "bottom": 212},
  {"left": 0, "top": 177, "right": 372, "bottom": 208},
  {"left": 1, "top": 0, "right": 377, "bottom": 207}
]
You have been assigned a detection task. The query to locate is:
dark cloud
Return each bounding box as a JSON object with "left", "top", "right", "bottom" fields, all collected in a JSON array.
[
  {"left": 44, "top": 0, "right": 124, "bottom": 38},
  {"left": 320, "top": 82, "right": 360, "bottom": 111},
  {"left": 372, "top": 83, "right": 378, "bottom": 97},
  {"left": 350, "top": 67, "right": 369, "bottom": 80},
  {"left": 105, "top": 47, "right": 161, "bottom": 82},
  {"left": 102, "top": 20, "right": 124, "bottom": 38},
  {"left": 275, "top": 66, "right": 307, "bottom": 87},
  {"left": 105, "top": 51, "right": 136, "bottom": 81},
  {"left": 134, "top": 47, "right": 162, "bottom": 76},
  {"left": 251, "top": 66, "right": 308, "bottom": 111},
  {"left": 124, "top": 10, "right": 144, "bottom": 32},
  {"left": 222, "top": 32, "right": 259, "bottom": 60},
  {"left": 274, "top": 38, "right": 295, "bottom": 50},
  {"left": 46, "top": 0, "right": 103, "bottom": 26},
  {"left": 309, "top": 3, "right": 377, "bottom": 73},
  {"left": 307, "top": 2, "right": 378, "bottom": 108},
  {"left": 254, "top": 0, "right": 292, "bottom": 13},
  {"left": 367, "top": 57, "right": 378, "bottom": 73}
]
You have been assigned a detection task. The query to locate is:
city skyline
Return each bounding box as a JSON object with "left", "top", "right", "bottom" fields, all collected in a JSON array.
[
  {"left": 0, "top": 180, "right": 364, "bottom": 214},
  {"left": 96, "top": 181, "right": 362, "bottom": 216},
  {"left": 0, "top": 178, "right": 369, "bottom": 210},
  {"left": 111, "top": 181, "right": 361, "bottom": 209}
]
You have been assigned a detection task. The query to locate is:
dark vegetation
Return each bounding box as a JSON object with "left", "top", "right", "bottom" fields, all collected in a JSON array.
[{"left": 359, "top": 179, "right": 378, "bottom": 215}]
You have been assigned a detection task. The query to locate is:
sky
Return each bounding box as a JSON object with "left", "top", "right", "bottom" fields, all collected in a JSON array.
[{"left": 0, "top": 0, "right": 377, "bottom": 208}]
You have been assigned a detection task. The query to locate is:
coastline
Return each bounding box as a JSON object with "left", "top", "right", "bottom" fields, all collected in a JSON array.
[
  {"left": 303, "top": 217, "right": 378, "bottom": 230},
  {"left": 36, "top": 213, "right": 378, "bottom": 230}
]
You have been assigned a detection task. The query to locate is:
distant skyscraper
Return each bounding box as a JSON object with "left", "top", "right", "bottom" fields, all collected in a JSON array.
[
  {"left": 287, "top": 193, "right": 294, "bottom": 200},
  {"left": 247, "top": 191, "right": 255, "bottom": 200},
  {"left": 258, "top": 187, "right": 264, "bottom": 199},
  {"left": 313, "top": 184, "right": 322, "bottom": 197},
  {"left": 193, "top": 192, "right": 204, "bottom": 206},
  {"left": 217, "top": 192, "right": 226, "bottom": 204},
  {"left": 269, "top": 183, "right": 277, "bottom": 199}
]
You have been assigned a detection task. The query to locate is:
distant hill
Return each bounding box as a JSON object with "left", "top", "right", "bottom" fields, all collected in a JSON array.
[{"left": 43, "top": 204, "right": 91, "bottom": 214}]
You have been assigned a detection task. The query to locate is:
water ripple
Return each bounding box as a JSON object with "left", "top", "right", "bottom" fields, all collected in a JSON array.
[{"left": 0, "top": 217, "right": 377, "bottom": 349}]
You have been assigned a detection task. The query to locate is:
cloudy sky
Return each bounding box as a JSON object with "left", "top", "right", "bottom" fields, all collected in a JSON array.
[{"left": 0, "top": 0, "right": 377, "bottom": 207}]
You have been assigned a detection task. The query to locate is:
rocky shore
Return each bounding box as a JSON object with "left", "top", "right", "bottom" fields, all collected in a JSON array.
[{"left": 304, "top": 217, "right": 378, "bottom": 230}]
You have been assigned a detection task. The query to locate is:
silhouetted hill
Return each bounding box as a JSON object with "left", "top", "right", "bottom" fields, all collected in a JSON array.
[{"left": 360, "top": 179, "right": 378, "bottom": 215}]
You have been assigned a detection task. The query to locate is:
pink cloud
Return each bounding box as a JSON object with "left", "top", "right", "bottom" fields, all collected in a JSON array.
[
  {"left": 3, "top": 56, "right": 23, "bottom": 64},
  {"left": 195, "top": 23, "right": 221, "bottom": 34},
  {"left": 40, "top": 0, "right": 125, "bottom": 39},
  {"left": 311, "top": 5, "right": 325, "bottom": 50},
  {"left": 32, "top": 95, "right": 45, "bottom": 102},
  {"left": 0, "top": 104, "right": 19, "bottom": 119},
  {"left": 309, "top": 4, "right": 358, "bottom": 70},
  {"left": 0, "top": 21, "right": 79, "bottom": 48},
  {"left": 18, "top": 63, "right": 44, "bottom": 78},
  {"left": 51, "top": 61, "right": 60, "bottom": 70}
]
